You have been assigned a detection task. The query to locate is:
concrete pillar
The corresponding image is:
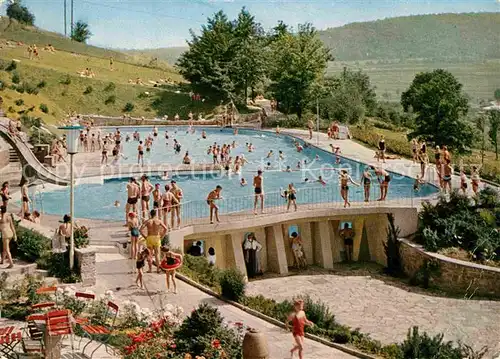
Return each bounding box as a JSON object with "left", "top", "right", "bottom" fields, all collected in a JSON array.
[
  {"left": 312, "top": 221, "right": 334, "bottom": 269},
  {"left": 75, "top": 248, "right": 96, "bottom": 287},
  {"left": 364, "top": 214, "right": 389, "bottom": 266},
  {"left": 329, "top": 220, "right": 343, "bottom": 263},
  {"left": 352, "top": 218, "right": 365, "bottom": 262},
  {"left": 298, "top": 222, "right": 314, "bottom": 265},
  {"left": 281, "top": 225, "right": 294, "bottom": 267},
  {"left": 265, "top": 225, "right": 288, "bottom": 275},
  {"left": 228, "top": 233, "right": 248, "bottom": 279}
]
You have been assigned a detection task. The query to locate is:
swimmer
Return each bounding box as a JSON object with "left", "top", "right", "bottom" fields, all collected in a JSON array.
[
  {"left": 297, "top": 161, "right": 301, "bottom": 169},
  {"left": 304, "top": 178, "right": 309, "bottom": 183},
  {"left": 266, "top": 150, "right": 273, "bottom": 158},
  {"left": 276, "top": 125, "right": 280, "bottom": 135},
  {"left": 317, "top": 176, "right": 326, "bottom": 186},
  {"left": 161, "top": 171, "right": 169, "bottom": 180},
  {"left": 413, "top": 175, "right": 425, "bottom": 192},
  {"left": 240, "top": 178, "right": 247, "bottom": 186},
  {"left": 315, "top": 154, "right": 320, "bottom": 161},
  {"left": 279, "top": 150, "right": 284, "bottom": 160},
  {"left": 265, "top": 162, "right": 272, "bottom": 170},
  {"left": 231, "top": 141, "right": 236, "bottom": 148},
  {"left": 114, "top": 200, "right": 121, "bottom": 207},
  {"left": 201, "top": 130, "right": 207, "bottom": 139},
  {"left": 284, "top": 166, "right": 292, "bottom": 173}
]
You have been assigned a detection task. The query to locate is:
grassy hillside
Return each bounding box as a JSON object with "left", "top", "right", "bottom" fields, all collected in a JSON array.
[
  {"left": 125, "top": 47, "right": 187, "bottom": 68},
  {"left": 328, "top": 59, "right": 500, "bottom": 103},
  {"left": 319, "top": 12, "right": 500, "bottom": 61},
  {"left": 0, "top": 21, "right": 216, "bottom": 126}
]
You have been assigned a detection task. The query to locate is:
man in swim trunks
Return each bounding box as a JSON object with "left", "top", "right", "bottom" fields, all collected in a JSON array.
[
  {"left": 207, "top": 185, "right": 223, "bottom": 224},
  {"left": 253, "top": 170, "right": 264, "bottom": 214},
  {"left": 307, "top": 119, "right": 314, "bottom": 140},
  {"left": 371, "top": 166, "right": 391, "bottom": 201},
  {"left": 140, "top": 175, "right": 154, "bottom": 220},
  {"left": 441, "top": 159, "right": 453, "bottom": 194},
  {"left": 137, "top": 141, "right": 144, "bottom": 166},
  {"left": 125, "top": 178, "right": 140, "bottom": 223},
  {"left": 140, "top": 210, "right": 168, "bottom": 273}
]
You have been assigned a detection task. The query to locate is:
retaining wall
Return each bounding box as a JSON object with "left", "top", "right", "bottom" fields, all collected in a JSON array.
[{"left": 399, "top": 238, "right": 500, "bottom": 297}]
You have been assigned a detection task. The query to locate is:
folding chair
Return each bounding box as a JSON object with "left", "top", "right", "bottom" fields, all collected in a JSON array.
[
  {"left": 81, "top": 301, "right": 119, "bottom": 358},
  {"left": 0, "top": 327, "right": 23, "bottom": 359},
  {"left": 31, "top": 286, "right": 58, "bottom": 313},
  {"left": 46, "top": 309, "right": 74, "bottom": 358},
  {"left": 74, "top": 292, "right": 96, "bottom": 325}
]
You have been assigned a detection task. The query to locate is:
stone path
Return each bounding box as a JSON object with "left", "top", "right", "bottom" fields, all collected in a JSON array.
[
  {"left": 246, "top": 275, "right": 500, "bottom": 356},
  {"left": 91, "top": 253, "right": 357, "bottom": 359}
]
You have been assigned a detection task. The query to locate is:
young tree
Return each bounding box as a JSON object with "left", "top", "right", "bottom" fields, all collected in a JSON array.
[
  {"left": 401, "top": 69, "right": 472, "bottom": 154},
  {"left": 6, "top": 0, "right": 35, "bottom": 26},
  {"left": 71, "top": 21, "right": 92, "bottom": 43},
  {"left": 476, "top": 115, "right": 487, "bottom": 165},
  {"left": 488, "top": 110, "right": 500, "bottom": 160},
  {"left": 268, "top": 23, "right": 332, "bottom": 119}
]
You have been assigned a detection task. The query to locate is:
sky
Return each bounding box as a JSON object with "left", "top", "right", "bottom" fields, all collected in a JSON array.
[{"left": 1, "top": 0, "right": 499, "bottom": 49}]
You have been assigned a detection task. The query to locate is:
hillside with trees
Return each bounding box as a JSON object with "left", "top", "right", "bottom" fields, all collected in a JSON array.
[{"left": 319, "top": 12, "right": 500, "bottom": 61}]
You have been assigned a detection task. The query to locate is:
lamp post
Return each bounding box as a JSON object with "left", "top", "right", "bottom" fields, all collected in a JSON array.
[
  {"left": 316, "top": 98, "right": 320, "bottom": 145},
  {"left": 58, "top": 123, "right": 83, "bottom": 270}
]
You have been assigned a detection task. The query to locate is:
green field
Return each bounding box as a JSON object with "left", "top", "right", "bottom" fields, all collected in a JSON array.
[{"left": 328, "top": 59, "right": 500, "bottom": 103}]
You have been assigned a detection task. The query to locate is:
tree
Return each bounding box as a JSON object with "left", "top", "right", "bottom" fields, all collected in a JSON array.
[
  {"left": 475, "top": 114, "right": 487, "bottom": 165},
  {"left": 267, "top": 23, "right": 332, "bottom": 119},
  {"left": 488, "top": 110, "right": 500, "bottom": 160},
  {"left": 402, "top": 69, "right": 472, "bottom": 154},
  {"left": 177, "top": 11, "right": 237, "bottom": 102},
  {"left": 6, "top": 0, "right": 35, "bottom": 26},
  {"left": 495, "top": 89, "right": 500, "bottom": 104},
  {"left": 71, "top": 21, "right": 92, "bottom": 43}
]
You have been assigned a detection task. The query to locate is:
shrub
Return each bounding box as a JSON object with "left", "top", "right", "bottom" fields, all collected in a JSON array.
[
  {"left": 123, "top": 102, "right": 135, "bottom": 112},
  {"left": 14, "top": 99, "right": 24, "bottom": 106},
  {"left": 61, "top": 90, "right": 68, "bottom": 97},
  {"left": 7, "top": 106, "right": 15, "bottom": 113},
  {"left": 13, "top": 226, "right": 51, "bottom": 262},
  {"left": 20, "top": 114, "right": 41, "bottom": 128},
  {"left": 104, "top": 82, "right": 116, "bottom": 92},
  {"left": 83, "top": 86, "right": 93, "bottom": 94},
  {"left": 40, "top": 251, "right": 81, "bottom": 283},
  {"left": 179, "top": 254, "right": 220, "bottom": 289},
  {"left": 300, "top": 295, "right": 338, "bottom": 330},
  {"left": 73, "top": 225, "right": 90, "bottom": 248},
  {"left": 11, "top": 72, "right": 20, "bottom": 84},
  {"left": 174, "top": 303, "right": 243, "bottom": 359},
  {"left": 60, "top": 75, "right": 72, "bottom": 85},
  {"left": 39, "top": 103, "right": 49, "bottom": 113},
  {"left": 16, "top": 82, "right": 38, "bottom": 95},
  {"left": 36, "top": 80, "right": 46, "bottom": 89},
  {"left": 5, "top": 61, "right": 17, "bottom": 72},
  {"left": 399, "top": 327, "right": 463, "bottom": 359},
  {"left": 219, "top": 268, "right": 246, "bottom": 302},
  {"left": 104, "top": 95, "right": 116, "bottom": 105}
]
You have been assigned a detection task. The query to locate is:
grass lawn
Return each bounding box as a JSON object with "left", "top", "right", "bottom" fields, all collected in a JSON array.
[{"left": 328, "top": 59, "right": 500, "bottom": 102}]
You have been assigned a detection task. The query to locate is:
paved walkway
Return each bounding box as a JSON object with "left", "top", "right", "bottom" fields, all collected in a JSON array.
[
  {"left": 91, "top": 253, "right": 357, "bottom": 359},
  {"left": 246, "top": 275, "right": 500, "bottom": 356}
]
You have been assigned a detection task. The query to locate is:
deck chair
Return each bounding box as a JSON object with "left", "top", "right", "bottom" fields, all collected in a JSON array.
[{"left": 80, "top": 301, "right": 119, "bottom": 358}]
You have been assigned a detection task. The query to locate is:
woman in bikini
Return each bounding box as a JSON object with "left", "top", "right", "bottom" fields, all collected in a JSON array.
[
  {"left": 362, "top": 167, "right": 372, "bottom": 202},
  {"left": 1, "top": 182, "right": 10, "bottom": 209},
  {"left": 101, "top": 140, "right": 108, "bottom": 165},
  {"left": 285, "top": 299, "right": 314, "bottom": 359},
  {"left": 162, "top": 185, "right": 178, "bottom": 229},
  {"left": 287, "top": 183, "right": 297, "bottom": 212},
  {"left": 127, "top": 212, "right": 140, "bottom": 261},
  {"left": 339, "top": 170, "right": 359, "bottom": 208},
  {"left": 0, "top": 206, "right": 16, "bottom": 268},
  {"left": 471, "top": 166, "right": 480, "bottom": 195}
]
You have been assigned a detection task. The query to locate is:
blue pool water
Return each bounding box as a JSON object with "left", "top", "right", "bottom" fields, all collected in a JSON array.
[{"left": 37, "top": 128, "right": 438, "bottom": 221}]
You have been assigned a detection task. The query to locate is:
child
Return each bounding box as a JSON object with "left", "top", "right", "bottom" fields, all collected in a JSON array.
[
  {"left": 127, "top": 212, "right": 140, "bottom": 261},
  {"left": 240, "top": 178, "right": 247, "bottom": 186},
  {"left": 413, "top": 175, "right": 425, "bottom": 192},
  {"left": 136, "top": 248, "right": 150, "bottom": 289}
]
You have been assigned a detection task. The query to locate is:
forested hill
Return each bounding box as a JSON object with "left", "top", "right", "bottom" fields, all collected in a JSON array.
[{"left": 318, "top": 12, "right": 500, "bottom": 61}]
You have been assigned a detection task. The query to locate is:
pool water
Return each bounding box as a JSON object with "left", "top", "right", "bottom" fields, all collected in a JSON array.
[{"left": 37, "top": 128, "right": 438, "bottom": 221}]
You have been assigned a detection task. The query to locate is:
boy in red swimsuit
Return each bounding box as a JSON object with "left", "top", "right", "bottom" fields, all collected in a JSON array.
[{"left": 285, "top": 299, "right": 314, "bottom": 359}]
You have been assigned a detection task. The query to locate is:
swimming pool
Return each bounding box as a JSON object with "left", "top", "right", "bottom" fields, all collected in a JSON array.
[{"left": 36, "top": 128, "right": 438, "bottom": 221}]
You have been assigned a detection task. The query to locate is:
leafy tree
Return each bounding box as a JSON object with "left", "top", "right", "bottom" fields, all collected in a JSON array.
[
  {"left": 267, "top": 23, "right": 332, "bottom": 119},
  {"left": 340, "top": 68, "right": 377, "bottom": 115},
  {"left": 232, "top": 8, "right": 266, "bottom": 102},
  {"left": 177, "top": 11, "right": 237, "bottom": 102},
  {"left": 6, "top": 0, "right": 35, "bottom": 26},
  {"left": 71, "top": 21, "right": 92, "bottom": 43},
  {"left": 495, "top": 89, "right": 500, "bottom": 103},
  {"left": 402, "top": 69, "right": 472, "bottom": 154},
  {"left": 488, "top": 110, "right": 500, "bottom": 160},
  {"left": 475, "top": 115, "right": 487, "bottom": 165}
]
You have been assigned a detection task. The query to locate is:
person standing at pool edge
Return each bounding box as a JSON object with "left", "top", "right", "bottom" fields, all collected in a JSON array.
[
  {"left": 207, "top": 185, "right": 223, "bottom": 224},
  {"left": 125, "top": 178, "right": 139, "bottom": 224},
  {"left": 137, "top": 141, "right": 144, "bottom": 166},
  {"left": 140, "top": 176, "right": 154, "bottom": 220},
  {"left": 253, "top": 170, "right": 264, "bottom": 214},
  {"left": 140, "top": 209, "right": 168, "bottom": 274}
]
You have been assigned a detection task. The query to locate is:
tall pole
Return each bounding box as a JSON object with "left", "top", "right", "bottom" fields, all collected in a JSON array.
[
  {"left": 70, "top": 0, "right": 74, "bottom": 38},
  {"left": 316, "top": 98, "right": 320, "bottom": 145},
  {"left": 64, "top": 0, "right": 67, "bottom": 37},
  {"left": 69, "top": 153, "right": 75, "bottom": 270}
]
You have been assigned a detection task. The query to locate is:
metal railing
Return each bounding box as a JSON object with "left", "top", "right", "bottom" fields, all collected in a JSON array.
[{"left": 155, "top": 183, "right": 418, "bottom": 228}]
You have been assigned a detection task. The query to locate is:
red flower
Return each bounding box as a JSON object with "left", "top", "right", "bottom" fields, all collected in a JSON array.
[
  {"left": 211, "top": 339, "right": 221, "bottom": 349},
  {"left": 170, "top": 343, "right": 177, "bottom": 349}
]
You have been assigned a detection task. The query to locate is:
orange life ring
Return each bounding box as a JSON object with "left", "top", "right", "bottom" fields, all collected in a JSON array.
[{"left": 160, "top": 258, "right": 181, "bottom": 271}]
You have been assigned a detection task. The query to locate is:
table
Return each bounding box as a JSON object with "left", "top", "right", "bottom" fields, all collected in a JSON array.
[{"left": 0, "top": 326, "right": 22, "bottom": 359}]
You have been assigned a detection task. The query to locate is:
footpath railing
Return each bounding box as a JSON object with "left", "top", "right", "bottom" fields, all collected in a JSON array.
[{"left": 160, "top": 184, "right": 418, "bottom": 228}]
